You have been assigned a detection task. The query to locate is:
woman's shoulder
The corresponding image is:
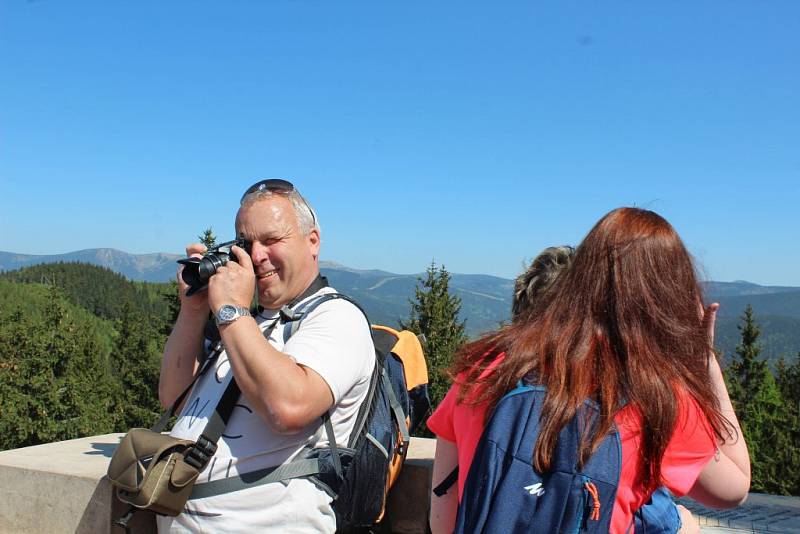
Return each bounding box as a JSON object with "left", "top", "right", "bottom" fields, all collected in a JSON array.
[
  {"left": 614, "top": 387, "right": 713, "bottom": 434},
  {"left": 453, "top": 351, "right": 507, "bottom": 401}
]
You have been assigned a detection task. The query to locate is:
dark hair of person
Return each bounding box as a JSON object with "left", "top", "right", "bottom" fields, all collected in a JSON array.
[
  {"left": 512, "top": 246, "right": 575, "bottom": 321},
  {"left": 451, "top": 207, "right": 732, "bottom": 490}
]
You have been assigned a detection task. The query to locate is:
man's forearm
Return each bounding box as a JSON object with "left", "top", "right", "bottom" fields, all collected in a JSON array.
[{"left": 159, "top": 309, "right": 207, "bottom": 408}]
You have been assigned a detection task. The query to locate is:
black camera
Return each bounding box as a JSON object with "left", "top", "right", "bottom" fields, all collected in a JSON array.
[{"left": 177, "top": 238, "right": 245, "bottom": 296}]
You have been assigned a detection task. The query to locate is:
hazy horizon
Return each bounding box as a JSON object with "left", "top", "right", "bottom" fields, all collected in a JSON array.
[{"left": 2, "top": 246, "right": 799, "bottom": 288}]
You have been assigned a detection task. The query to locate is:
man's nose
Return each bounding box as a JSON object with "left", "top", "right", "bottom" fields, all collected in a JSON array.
[{"left": 249, "top": 242, "right": 269, "bottom": 264}]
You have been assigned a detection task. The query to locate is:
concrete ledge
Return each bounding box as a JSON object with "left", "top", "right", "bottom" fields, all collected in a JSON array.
[
  {"left": 0, "top": 433, "right": 125, "bottom": 534},
  {"left": 2, "top": 434, "right": 798, "bottom": 533},
  {"left": 678, "top": 493, "right": 800, "bottom": 533},
  {"left": 0, "top": 435, "right": 434, "bottom": 534},
  {"left": 386, "top": 437, "right": 434, "bottom": 534}
]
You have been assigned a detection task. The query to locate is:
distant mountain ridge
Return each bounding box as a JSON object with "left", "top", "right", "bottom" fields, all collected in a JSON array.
[
  {"left": 0, "top": 249, "right": 183, "bottom": 283},
  {"left": 703, "top": 280, "right": 800, "bottom": 297},
  {"left": 2, "top": 249, "right": 799, "bottom": 361}
]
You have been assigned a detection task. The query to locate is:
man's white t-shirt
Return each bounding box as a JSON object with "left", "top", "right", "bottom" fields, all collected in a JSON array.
[{"left": 157, "top": 287, "right": 375, "bottom": 533}]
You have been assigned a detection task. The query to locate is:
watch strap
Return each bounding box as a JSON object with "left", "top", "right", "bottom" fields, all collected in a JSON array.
[{"left": 215, "top": 304, "right": 251, "bottom": 325}]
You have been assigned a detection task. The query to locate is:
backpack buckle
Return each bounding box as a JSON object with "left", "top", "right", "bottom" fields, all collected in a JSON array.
[{"left": 185, "top": 436, "right": 217, "bottom": 469}]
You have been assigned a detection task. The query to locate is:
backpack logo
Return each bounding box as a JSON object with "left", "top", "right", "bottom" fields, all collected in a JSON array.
[{"left": 524, "top": 483, "right": 545, "bottom": 497}]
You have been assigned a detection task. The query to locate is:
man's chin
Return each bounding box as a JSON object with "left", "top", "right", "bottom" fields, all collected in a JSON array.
[{"left": 257, "top": 290, "right": 288, "bottom": 311}]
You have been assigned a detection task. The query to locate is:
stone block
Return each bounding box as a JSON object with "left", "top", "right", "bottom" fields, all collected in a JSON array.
[
  {"left": 386, "top": 437, "right": 435, "bottom": 534},
  {"left": 0, "top": 434, "right": 436, "bottom": 534}
]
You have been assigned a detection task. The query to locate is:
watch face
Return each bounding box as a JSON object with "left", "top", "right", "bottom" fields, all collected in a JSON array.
[{"left": 219, "top": 305, "right": 237, "bottom": 322}]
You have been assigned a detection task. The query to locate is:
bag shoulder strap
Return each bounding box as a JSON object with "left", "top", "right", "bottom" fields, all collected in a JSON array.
[{"left": 150, "top": 340, "right": 225, "bottom": 433}]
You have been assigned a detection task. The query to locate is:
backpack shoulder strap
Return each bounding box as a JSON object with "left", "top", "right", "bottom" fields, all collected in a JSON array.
[
  {"left": 282, "top": 291, "right": 369, "bottom": 342},
  {"left": 433, "top": 466, "right": 459, "bottom": 497}
]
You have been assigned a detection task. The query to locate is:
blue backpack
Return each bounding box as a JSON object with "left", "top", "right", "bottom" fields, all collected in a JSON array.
[
  {"left": 453, "top": 382, "right": 621, "bottom": 533},
  {"left": 450, "top": 381, "right": 681, "bottom": 533}
]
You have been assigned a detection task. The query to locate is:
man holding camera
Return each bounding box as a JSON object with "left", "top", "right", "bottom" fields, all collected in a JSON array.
[{"left": 157, "top": 180, "right": 375, "bottom": 532}]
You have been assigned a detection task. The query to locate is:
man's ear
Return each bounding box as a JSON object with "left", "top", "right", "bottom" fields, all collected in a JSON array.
[{"left": 308, "top": 228, "right": 321, "bottom": 258}]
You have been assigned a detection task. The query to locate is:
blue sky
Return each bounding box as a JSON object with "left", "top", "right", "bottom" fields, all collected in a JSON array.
[{"left": 1, "top": 1, "right": 798, "bottom": 285}]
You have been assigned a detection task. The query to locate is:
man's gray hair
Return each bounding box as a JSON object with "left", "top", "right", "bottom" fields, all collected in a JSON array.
[
  {"left": 512, "top": 245, "right": 575, "bottom": 320},
  {"left": 241, "top": 187, "right": 320, "bottom": 235}
]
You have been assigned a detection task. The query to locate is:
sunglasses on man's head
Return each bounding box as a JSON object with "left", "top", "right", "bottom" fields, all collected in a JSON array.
[
  {"left": 241, "top": 179, "right": 316, "bottom": 227},
  {"left": 240, "top": 179, "right": 296, "bottom": 202}
]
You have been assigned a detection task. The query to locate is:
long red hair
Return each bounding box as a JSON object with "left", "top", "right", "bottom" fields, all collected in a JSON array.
[{"left": 452, "top": 207, "right": 731, "bottom": 489}]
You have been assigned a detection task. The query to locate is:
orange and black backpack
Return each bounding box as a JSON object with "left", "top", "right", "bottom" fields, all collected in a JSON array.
[{"left": 281, "top": 292, "right": 431, "bottom": 531}]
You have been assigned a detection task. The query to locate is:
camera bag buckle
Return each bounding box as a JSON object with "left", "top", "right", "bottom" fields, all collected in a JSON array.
[
  {"left": 185, "top": 436, "right": 217, "bottom": 470},
  {"left": 113, "top": 506, "right": 135, "bottom": 534}
]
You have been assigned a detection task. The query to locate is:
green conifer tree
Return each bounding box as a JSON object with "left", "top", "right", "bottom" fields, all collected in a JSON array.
[
  {"left": 162, "top": 280, "right": 181, "bottom": 336},
  {"left": 0, "top": 286, "right": 117, "bottom": 450},
  {"left": 161, "top": 226, "right": 217, "bottom": 332},
  {"left": 775, "top": 354, "right": 800, "bottom": 495},
  {"left": 199, "top": 227, "right": 217, "bottom": 248},
  {"left": 0, "top": 309, "right": 62, "bottom": 449},
  {"left": 111, "top": 299, "right": 164, "bottom": 429},
  {"left": 725, "top": 304, "right": 784, "bottom": 493},
  {"left": 401, "top": 261, "right": 467, "bottom": 436}
]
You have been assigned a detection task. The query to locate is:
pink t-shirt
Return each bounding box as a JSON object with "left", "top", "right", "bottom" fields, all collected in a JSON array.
[{"left": 427, "top": 355, "right": 717, "bottom": 533}]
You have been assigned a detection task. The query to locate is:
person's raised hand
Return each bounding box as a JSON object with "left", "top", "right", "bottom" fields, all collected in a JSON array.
[
  {"left": 703, "top": 302, "right": 720, "bottom": 346},
  {"left": 207, "top": 245, "right": 255, "bottom": 313},
  {"left": 702, "top": 302, "right": 723, "bottom": 374},
  {"left": 177, "top": 243, "right": 209, "bottom": 313}
]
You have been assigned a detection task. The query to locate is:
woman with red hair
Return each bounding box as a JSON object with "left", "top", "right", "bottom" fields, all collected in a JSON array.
[{"left": 429, "top": 207, "right": 750, "bottom": 533}]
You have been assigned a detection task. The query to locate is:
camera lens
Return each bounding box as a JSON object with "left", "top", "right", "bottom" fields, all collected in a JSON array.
[
  {"left": 198, "top": 253, "right": 229, "bottom": 280},
  {"left": 178, "top": 257, "right": 204, "bottom": 288},
  {"left": 176, "top": 241, "right": 240, "bottom": 297}
]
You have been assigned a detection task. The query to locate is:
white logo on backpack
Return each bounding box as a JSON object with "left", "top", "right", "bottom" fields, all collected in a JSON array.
[{"left": 524, "top": 483, "right": 545, "bottom": 497}]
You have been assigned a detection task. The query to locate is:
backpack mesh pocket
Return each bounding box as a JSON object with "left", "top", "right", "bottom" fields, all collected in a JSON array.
[{"left": 332, "top": 381, "right": 394, "bottom": 527}]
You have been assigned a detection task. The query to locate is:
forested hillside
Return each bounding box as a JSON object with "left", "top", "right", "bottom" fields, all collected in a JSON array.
[
  {"left": 1, "top": 261, "right": 798, "bottom": 495},
  {"left": 0, "top": 265, "right": 172, "bottom": 451},
  {"left": 4, "top": 249, "right": 799, "bottom": 357},
  {"left": 0, "top": 262, "right": 172, "bottom": 323}
]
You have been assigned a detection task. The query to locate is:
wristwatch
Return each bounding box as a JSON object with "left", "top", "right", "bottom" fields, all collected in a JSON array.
[{"left": 214, "top": 304, "right": 251, "bottom": 326}]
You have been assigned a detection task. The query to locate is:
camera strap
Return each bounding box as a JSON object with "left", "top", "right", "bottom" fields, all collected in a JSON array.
[{"left": 151, "top": 341, "right": 226, "bottom": 433}]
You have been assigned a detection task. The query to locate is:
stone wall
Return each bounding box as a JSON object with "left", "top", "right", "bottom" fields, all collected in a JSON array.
[
  {"left": 2, "top": 434, "right": 799, "bottom": 533},
  {"left": 0, "top": 434, "right": 433, "bottom": 534}
]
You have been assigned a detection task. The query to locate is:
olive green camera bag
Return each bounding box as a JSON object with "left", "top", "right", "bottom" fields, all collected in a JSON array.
[
  {"left": 107, "top": 428, "right": 200, "bottom": 516},
  {"left": 107, "top": 341, "right": 235, "bottom": 529}
]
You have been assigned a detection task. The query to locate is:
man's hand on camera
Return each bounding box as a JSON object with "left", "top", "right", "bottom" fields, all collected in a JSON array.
[
  {"left": 208, "top": 245, "right": 255, "bottom": 312},
  {"left": 177, "top": 243, "right": 209, "bottom": 313}
]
